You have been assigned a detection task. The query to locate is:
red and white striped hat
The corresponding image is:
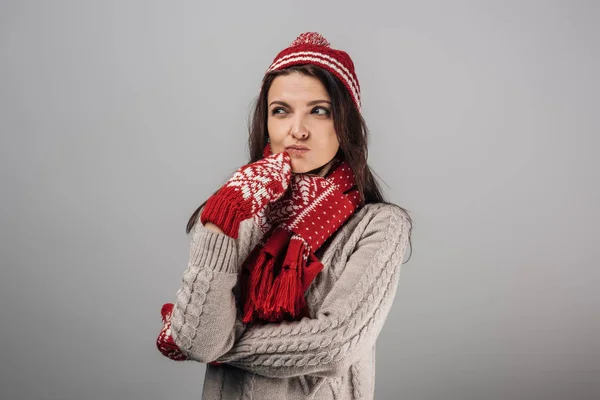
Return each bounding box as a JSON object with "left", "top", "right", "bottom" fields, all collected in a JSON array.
[{"left": 265, "top": 32, "right": 361, "bottom": 112}]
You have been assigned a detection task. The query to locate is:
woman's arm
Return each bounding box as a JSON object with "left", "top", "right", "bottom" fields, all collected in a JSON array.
[
  {"left": 164, "top": 152, "right": 291, "bottom": 362},
  {"left": 168, "top": 219, "right": 249, "bottom": 363},
  {"left": 213, "top": 205, "right": 411, "bottom": 378}
]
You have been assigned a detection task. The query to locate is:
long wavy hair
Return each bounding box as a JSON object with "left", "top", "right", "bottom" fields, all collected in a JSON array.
[{"left": 186, "top": 64, "right": 412, "bottom": 261}]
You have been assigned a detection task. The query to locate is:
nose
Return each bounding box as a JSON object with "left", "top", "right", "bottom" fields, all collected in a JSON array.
[{"left": 290, "top": 115, "right": 309, "bottom": 140}]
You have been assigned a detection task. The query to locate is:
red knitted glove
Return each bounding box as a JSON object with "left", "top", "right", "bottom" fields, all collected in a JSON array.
[
  {"left": 200, "top": 152, "right": 292, "bottom": 238},
  {"left": 156, "top": 303, "right": 188, "bottom": 361},
  {"left": 156, "top": 303, "right": 223, "bottom": 366}
]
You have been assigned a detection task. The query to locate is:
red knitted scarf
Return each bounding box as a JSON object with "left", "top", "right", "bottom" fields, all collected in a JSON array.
[{"left": 239, "top": 145, "right": 361, "bottom": 324}]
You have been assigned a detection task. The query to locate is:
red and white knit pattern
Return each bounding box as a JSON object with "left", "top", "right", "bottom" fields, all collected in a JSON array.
[
  {"left": 253, "top": 204, "right": 271, "bottom": 233},
  {"left": 223, "top": 152, "right": 292, "bottom": 216},
  {"left": 267, "top": 52, "right": 361, "bottom": 111},
  {"left": 200, "top": 151, "right": 292, "bottom": 238},
  {"left": 266, "top": 32, "right": 362, "bottom": 112},
  {"left": 267, "top": 162, "right": 361, "bottom": 251}
]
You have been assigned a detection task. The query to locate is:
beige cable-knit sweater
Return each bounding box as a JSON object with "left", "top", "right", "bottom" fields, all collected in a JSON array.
[{"left": 169, "top": 202, "right": 411, "bottom": 399}]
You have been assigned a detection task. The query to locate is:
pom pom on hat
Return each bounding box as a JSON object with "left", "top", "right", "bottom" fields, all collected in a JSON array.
[
  {"left": 265, "top": 32, "right": 361, "bottom": 112},
  {"left": 290, "top": 32, "right": 331, "bottom": 47}
]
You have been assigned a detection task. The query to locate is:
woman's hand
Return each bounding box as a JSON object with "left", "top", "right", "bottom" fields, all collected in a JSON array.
[
  {"left": 200, "top": 152, "right": 292, "bottom": 238},
  {"left": 156, "top": 303, "right": 188, "bottom": 361},
  {"left": 156, "top": 303, "right": 223, "bottom": 366}
]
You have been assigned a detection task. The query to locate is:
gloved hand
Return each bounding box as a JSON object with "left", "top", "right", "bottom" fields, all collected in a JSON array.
[
  {"left": 156, "top": 303, "right": 223, "bottom": 366},
  {"left": 200, "top": 151, "right": 292, "bottom": 238},
  {"left": 156, "top": 303, "right": 188, "bottom": 361}
]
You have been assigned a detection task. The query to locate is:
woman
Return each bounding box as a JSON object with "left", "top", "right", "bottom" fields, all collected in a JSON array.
[{"left": 156, "top": 32, "right": 413, "bottom": 400}]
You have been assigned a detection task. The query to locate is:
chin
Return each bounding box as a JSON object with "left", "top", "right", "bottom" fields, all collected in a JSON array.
[{"left": 290, "top": 159, "right": 313, "bottom": 174}]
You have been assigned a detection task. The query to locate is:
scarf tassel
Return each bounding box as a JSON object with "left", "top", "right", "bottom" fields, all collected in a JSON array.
[
  {"left": 242, "top": 232, "right": 314, "bottom": 323},
  {"left": 242, "top": 228, "right": 293, "bottom": 323},
  {"left": 241, "top": 248, "right": 267, "bottom": 322},
  {"left": 263, "top": 238, "right": 306, "bottom": 321}
]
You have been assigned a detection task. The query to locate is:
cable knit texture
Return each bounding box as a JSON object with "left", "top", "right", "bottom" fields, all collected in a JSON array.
[{"left": 169, "top": 203, "right": 411, "bottom": 400}]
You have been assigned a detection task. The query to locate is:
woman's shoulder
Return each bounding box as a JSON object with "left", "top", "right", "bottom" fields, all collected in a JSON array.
[
  {"left": 353, "top": 202, "right": 413, "bottom": 233},
  {"left": 347, "top": 202, "right": 412, "bottom": 254},
  {"left": 319, "top": 201, "right": 412, "bottom": 259}
]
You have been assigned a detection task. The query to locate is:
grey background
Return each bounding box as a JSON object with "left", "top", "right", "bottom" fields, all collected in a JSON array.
[{"left": 1, "top": 1, "right": 598, "bottom": 399}]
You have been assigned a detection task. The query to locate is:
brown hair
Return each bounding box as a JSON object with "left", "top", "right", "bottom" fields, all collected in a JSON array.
[{"left": 185, "top": 64, "right": 413, "bottom": 261}]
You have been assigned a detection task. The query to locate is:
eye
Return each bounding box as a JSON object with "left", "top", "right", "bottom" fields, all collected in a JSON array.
[
  {"left": 271, "top": 107, "right": 287, "bottom": 116},
  {"left": 311, "top": 106, "right": 331, "bottom": 116}
]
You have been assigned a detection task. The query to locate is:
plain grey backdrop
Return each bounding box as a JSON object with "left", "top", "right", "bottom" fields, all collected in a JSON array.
[{"left": 1, "top": 1, "right": 598, "bottom": 399}]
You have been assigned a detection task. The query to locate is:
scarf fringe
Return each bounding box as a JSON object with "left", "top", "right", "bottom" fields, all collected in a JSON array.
[
  {"left": 263, "top": 240, "right": 306, "bottom": 321},
  {"left": 242, "top": 231, "right": 312, "bottom": 323},
  {"left": 242, "top": 250, "right": 266, "bottom": 321}
]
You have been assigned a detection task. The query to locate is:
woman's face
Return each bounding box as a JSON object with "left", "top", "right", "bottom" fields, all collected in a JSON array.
[{"left": 267, "top": 72, "right": 340, "bottom": 174}]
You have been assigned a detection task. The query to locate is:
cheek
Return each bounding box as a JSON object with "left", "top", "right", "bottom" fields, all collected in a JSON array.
[
  {"left": 267, "top": 119, "right": 286, "bottom": 151},
  {"left": 314, "top": 128, "right": 339, "bottom": 155}
]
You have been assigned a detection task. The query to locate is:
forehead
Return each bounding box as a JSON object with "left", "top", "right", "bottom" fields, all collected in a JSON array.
[{"left": 268, "top": 72, "right": 330, "bottom": 102}]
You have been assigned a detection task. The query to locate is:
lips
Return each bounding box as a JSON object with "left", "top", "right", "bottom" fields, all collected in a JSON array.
[
  {"left": 286, "top": 145, "right": 310, "bottom": 151},
  {"left": 286, "top": 146, "right": 310, "bottom": 156}
]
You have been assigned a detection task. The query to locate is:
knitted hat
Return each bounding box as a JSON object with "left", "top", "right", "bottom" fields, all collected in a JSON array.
[{"left": 265, "top": 32, "right": 361, "bottom": 112}]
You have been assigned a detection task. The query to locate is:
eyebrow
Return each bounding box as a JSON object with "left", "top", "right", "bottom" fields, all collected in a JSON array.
[{"left": 269, "top": 100, "right": 332, "bottom": 107}]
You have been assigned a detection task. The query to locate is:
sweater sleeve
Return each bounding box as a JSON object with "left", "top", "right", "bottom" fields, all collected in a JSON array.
[
  {"left": 169, "top": 218, "right": 249, "bottom": 364},
  {"left": 213, "top": 205, "right": 411, "bottom": 378}
]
